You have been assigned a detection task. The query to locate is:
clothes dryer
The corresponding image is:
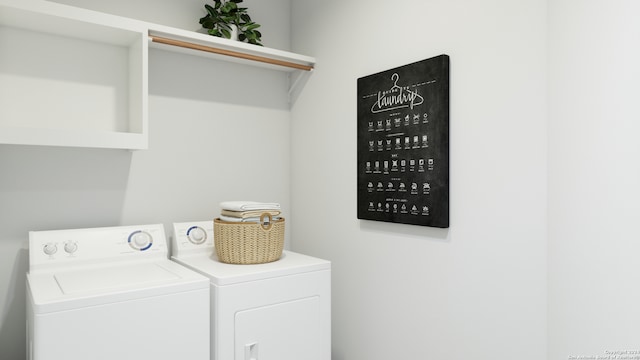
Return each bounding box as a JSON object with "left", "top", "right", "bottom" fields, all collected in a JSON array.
[
  {"left": 27, "top": 224, "right": 210, "bottom": 360},
  {"left": 171, "top": 221, "right": 331, "bottom": 360}
]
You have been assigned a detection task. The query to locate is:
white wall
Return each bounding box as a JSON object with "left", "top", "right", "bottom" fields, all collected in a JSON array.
[
  {"left": 290, "top": 1, "right": 548, "bottom": 359},
  {"left": 0, "top": 1, "right": 292, "bottom": 359},
  {"left": 3, "top": 1, "right": 639, "bottom": 359},
  {"left": 548, "top": 1, "right": 640, "bottom": 359}
]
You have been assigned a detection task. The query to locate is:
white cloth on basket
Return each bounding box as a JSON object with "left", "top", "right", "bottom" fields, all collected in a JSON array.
[
  {"left": 220, "top": 215, "right": 281, "bottom": 223},
  {"left": 220, "top": 201, "right": 281, "bottom": 212},
  {"left": 221, "top": 209, "right": 281, "bottom": 219}
]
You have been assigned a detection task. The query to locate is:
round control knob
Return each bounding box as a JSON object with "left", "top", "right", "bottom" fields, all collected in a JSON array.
[
  {"left": 187, "top": 226, "right": 207, "bottom": 245},
  {"left": 43, "top": 243, "right": 57, "bottom": 256},
  {"left": 128, "top": 231, "right": 153, "bottom": 251},
  {"left": 64, "top": 241, "right": 78, "bottom": 254}
]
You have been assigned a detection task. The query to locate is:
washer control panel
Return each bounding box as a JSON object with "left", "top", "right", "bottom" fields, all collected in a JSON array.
[
  {"left": 128, "top": 230, "right": 153, "bottom": 251},
  {"left": 172, "top": 221, "right": 214, "bottom": 256},
  {"left": 64, "top": 241, "right": 78, "bottom": 254},
  {"left": 29, "top": 224, "right": 167, "bottom": 271}
]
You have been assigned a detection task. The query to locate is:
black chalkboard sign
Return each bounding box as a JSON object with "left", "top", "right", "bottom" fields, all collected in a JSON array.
[{"left": 357, "top": 55, "right": 449, "bottom": 228}]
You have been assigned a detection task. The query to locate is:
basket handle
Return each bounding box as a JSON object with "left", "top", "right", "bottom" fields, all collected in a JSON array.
[{"left": 260, "top": 213, "right": 273, "bottom": 231}]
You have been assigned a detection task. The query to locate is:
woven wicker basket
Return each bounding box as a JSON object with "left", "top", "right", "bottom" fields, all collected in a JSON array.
[{"left": 213, "top": 214, "right": 285, "bottom": 264}]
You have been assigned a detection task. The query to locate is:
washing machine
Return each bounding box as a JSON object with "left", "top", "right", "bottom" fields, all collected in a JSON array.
[
  {"left": 171, "top": 221, "right": 331, "bottom": 360},
  {"left": 26, "top": 224, "right": 210, "bottom": 360}
]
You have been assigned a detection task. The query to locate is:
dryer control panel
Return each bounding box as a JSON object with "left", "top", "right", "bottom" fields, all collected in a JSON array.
[
  {"left": 29, "top": 224, "right": 168, "bottom": 272},
  {"left": 171, "top": 221, "right": 214, "bottom": 257}
]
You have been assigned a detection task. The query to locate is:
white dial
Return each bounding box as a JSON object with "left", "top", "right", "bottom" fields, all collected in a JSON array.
[
  {"left": 128, "top": 231, "right": 153, "bottom": 251},
  {"left": 187, "top": 226, "right": 207, "bottom": 244},
  {"left": 64, "top": 241, "right": 78, "bottom": 254},
  {"left": 43, "top": 243, "right": 57, "bottom": 255}
]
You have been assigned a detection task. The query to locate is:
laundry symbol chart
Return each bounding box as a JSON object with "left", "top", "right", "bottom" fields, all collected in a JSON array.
[{"left": 357, "top": 55, "right": 450, "bottom": 228}]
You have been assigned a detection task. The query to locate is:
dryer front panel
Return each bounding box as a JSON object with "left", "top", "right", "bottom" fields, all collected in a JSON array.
[{"left": 235, "top": 297, "right": 322, "bottom": 360}]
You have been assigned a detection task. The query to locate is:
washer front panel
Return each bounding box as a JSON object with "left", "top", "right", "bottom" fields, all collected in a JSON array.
[{"left": 29, "top": 285, "right": 210, "bottom": 360}]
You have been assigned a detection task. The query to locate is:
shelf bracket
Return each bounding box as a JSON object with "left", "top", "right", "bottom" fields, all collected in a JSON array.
[{"left": 288, "top": 70, "right": 312, "bottom": 104}]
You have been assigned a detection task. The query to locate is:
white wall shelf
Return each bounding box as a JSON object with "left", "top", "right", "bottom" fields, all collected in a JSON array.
[
  {"left": 148, "top": 25, "right": 315, "bottom": 100},
  {"left": 0, "top": 0, "right": 315, "bottom": 149},
  {"left": 147, "top": 26, "right": 315, "bottom": 73},
  {"left": 0, "top": 0, "right": 148, "bottom": 150}
]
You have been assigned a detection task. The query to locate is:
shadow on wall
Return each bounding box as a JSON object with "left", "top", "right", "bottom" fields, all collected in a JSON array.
[
  {"left": 0, "top": 248, "right": 28, "bottom": 360},
  {"left": 360, "top": 220, "right": 450, "bottom": 243},
  {"left": 148, "top": 48, "right": 292, "bottom": 111},
  {"left": 0, "top": 145, "right": 132, "bottom": 233}
]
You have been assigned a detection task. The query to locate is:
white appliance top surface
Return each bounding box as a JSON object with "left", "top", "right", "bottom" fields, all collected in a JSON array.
[
  {"left": 27, "top": 224, "right": 208, "bottom": 313},
  {"left": 171, "top": 221, "right": 330, "bottom": 285},
  {"left": 28, "top": 260, "right": 208, "bottom": 313},
  {"left": 55, "top": 262, "right": 179, "bottom": 295},
  {"left": 172, "top": 250, "right": 331, "bottom": 286}
]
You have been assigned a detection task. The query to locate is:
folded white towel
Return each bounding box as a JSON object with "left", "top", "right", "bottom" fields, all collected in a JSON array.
[
  {"left": 220, "top": 201, "right": 281, "bottom": 212},
  {"left": 221, "top": 209, "right": 281, "bottom": 219},
  {"left": 220, "top": 215, "right": 281, "bottom": 223}
]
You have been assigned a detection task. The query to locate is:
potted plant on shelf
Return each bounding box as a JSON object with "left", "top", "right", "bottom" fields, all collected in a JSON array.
[{"left": 199, "top": 0, "right": 263, "bottom": 46}]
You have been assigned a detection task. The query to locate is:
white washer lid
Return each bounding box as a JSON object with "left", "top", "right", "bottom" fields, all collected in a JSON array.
[
  {"left": 171, "top": 250, "right": 330, "bottom": 286},
  {"left": 55, "top": 263, "right": 179, "bottom": 295},
  {"left": 27, "top": 260, "right": 209, "bottom": 314}
]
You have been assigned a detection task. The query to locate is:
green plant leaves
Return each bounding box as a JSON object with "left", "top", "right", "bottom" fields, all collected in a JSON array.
[
  {"left": 199, "top": 0, "right": 262, "bottom": 45},
  {"left": 220, "top": 1, "right": 236, "bottom": 14},
  {"left": 204, "top": 4, "right": 216, "bottom": 16}
]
